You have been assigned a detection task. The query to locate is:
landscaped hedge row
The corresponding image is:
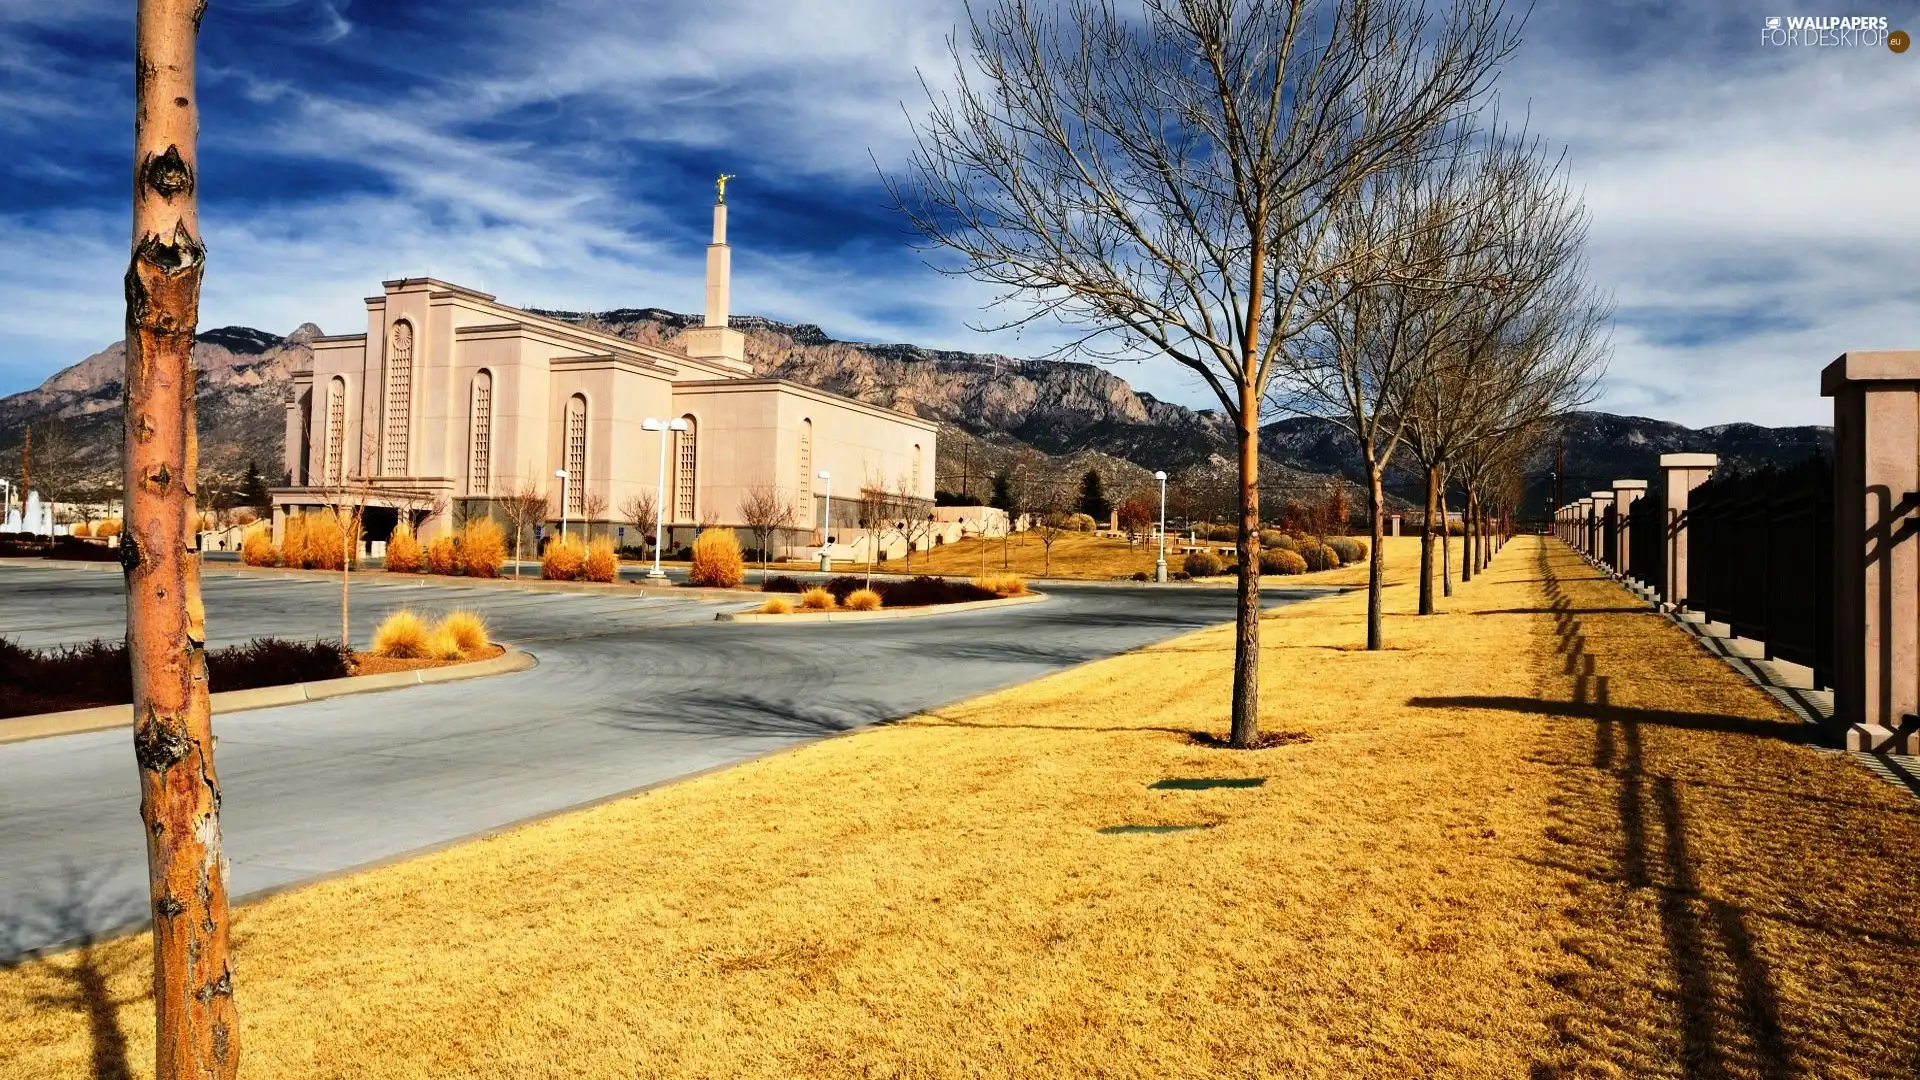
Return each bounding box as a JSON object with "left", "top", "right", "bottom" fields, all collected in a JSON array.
[
  {"left": 761, "top": 574, "right": 998, "bottom": 607},
  {"left": 0, "top": 636, "right": 351, "bottom": 719}
]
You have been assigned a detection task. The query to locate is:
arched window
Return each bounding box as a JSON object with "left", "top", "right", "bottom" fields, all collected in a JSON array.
[
  {"left": 798, "top": 418, "right": 813, "bottom": 525},
  {"left": 468, "top": 371, "right": 492, "bottom": 495},
  {"left": 384, "top": 320, "right": 414, "bottom": 474},
  {"left": 324, "top": 376, "right": 347, "bottom": 484},
  {"left": 565, "top": 394, "right": 587, "bottom": 513},
  {"left": 675, "top": 415, "right": 698, "bottom": 521},
  {"left": 912, "top": 443, "right": 922, "bottom": 492}
]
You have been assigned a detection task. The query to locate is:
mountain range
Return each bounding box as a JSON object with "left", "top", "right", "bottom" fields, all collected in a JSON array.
[{"left": 0, "top": 309, "right": 1833, "bottom": 517}]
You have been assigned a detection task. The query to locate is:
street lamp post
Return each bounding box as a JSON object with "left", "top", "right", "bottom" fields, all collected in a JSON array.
[
  {"left": 1154, "top": 470, "right": 1168, "bottom": 583},
  {"left": 817, "top": 470, "right": 832, "bottom": 573},
  {"left": 642, "top": 417, "right": 690, "bottom": 579},
  {"left": 554, "top": 469, "right": 569, "bottom": 541}
]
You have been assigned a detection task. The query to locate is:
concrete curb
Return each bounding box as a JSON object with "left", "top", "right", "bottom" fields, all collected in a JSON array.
[
  {"left": 0, "top": 648, "right": 538, "bottom": 745},
  {"left": 717, "top": 591, "right": 1048, "bottom": 623}
]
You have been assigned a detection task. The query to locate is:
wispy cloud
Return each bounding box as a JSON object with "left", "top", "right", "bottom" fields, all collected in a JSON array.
[{"left": 2, "top": 0, "right": 1915, "bottom": 430}]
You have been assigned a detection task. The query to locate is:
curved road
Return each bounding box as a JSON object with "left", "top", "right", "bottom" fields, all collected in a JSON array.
[{"left": 0, "top": 564, "right": 1326, "bottom": 958}]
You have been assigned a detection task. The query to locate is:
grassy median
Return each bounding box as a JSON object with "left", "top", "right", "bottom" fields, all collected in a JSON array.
[{"left": 4, "top": 537, "right": 1917, "bottom": 1078}]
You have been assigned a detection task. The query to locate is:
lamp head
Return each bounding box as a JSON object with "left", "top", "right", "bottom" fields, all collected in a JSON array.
[
  {"left": 816, "top": 470, "right": 830, "bottom": 480},
  {"left": 641, "top": 418, "right": 663, "bottom": 431},
  {"left": 555, "top": 469, "right": 568, "bottom": 479},
  {"left": 1154, "top": 470, "right": 1167, "bottom": 481},
  {"left": 668, "top": 419, "right": 690, "bottom": 432}
]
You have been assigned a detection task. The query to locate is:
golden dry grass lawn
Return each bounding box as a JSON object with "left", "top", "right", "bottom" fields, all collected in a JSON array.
[{"left": 6, "top": 537, "right": 1920, "bottom": 1078}]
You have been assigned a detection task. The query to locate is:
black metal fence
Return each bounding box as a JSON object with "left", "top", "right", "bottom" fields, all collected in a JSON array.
[
  {"left": 1659, "top": 456, "right": 1833, "bottom": 688},
  {"left": 1626, "top": 475, "right": 1667, "bottom": 595}
]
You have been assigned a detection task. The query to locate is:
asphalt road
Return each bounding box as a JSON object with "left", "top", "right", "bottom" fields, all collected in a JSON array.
[{"left": 0, "top": 563, "right": 1326, "bottom": 958}]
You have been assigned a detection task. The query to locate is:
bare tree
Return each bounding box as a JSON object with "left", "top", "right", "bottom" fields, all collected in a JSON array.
[
  {"left": 497, "top": 478, "right": 549, "bottom": 578},
  {"left": 579, "top": 489, "right": 608, "bottom": 541},
  {"left": 124, "top": 2, "right": 237, "bottom": 1076},
  {"left": 619, "top": 490, "right": 659, "bottom": 556},
  {"left": 892, "top": 473, "right": 938, "bottom": 571},
  {"left": 856, "top": 477, "right": 896, "bottom": 588},
  {"left": 892, "top": 0, "right": 1520, "bottom": 744},
  {"left": 1117, "top": 493, "right": 1154, "bottom": 546},
  {"left": 1026, "top": 474, "right": 1076, "bottom": 577},
  {"left": 738, "top": 483, "right": 797, "bottom": 579}
]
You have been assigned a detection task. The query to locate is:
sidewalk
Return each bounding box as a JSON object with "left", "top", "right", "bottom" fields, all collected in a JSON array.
[{"left": 5, "top": 537, "right": 1916, "bottom": 1079}]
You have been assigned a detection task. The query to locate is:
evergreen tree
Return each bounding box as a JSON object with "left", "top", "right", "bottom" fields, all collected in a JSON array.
[
  {"left": 240, "top": 460, "right": 270, "bottom": 507},
  {"left": 1079, "top": 468, "right": 1110, "bottom": 522},
  {"left": 989, "top": 471, "right": 1013, "bottom": 512}
]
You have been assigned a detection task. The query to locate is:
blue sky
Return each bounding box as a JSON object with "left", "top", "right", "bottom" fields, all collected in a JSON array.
[{"left": 2, "top": 0, "right": 1916, "bottom": 427}]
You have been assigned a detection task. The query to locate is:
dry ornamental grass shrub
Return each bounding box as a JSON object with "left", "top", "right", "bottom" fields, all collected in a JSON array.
[
  {"left": 69, "top": 522, "right": 90, "bottom": 538},
  {"left": 799, "top": 586, "right": 837, "bottom": 610},
  {"left": 460, "top": 518, "right": 506, "bottom": 578},
  {"left": 1066, "top": 513, "right": 1097, "bottom": 532},
  {"left": 757, "top": 595, "right": 795, "bottom": 615},
  {"left": 304, "top": 509, "right": 353, "bottom": 571},
  {"left": 423, "top": 626, "right": 464, "bottom": 661},
  {"left": 385, "top": 522, "right": 422, "bottom": 574},
  {"left": 241, "top": 524, "right": 278, "bottom": 567},
  {"left": 542, "top": 534, "right": 586, "bottom": 581},
  {"left": 1299, "top": 541, "right": 1339, "bottom": 572},
  {"left": 688, "top": 527, "right": 745, "bottom": 587},
  {"left": 94, "top": 519, "right": 122, "bottom": 538},
  {"left": 584, "top": 537, "right": 619, "bottom": 583},
  {"left": 438, "top": 611, "right": 490, "bottom": 653},
  {"left": 1183, "top": 550, "right": 1223, "bottom": 578},
  {"left": 844, "top": 588, "right": 883, "bottom": 611},
  {"left": 1260, "top": 548, "right": 1308, "bottom": 575},
  {"left": 371, "top": 610, "right": 430, "bottom": 659},
  {"left": 974, "top": 572, "right": 1029, "bottom": 597},
  {"left": 280, "top": 515, "right": 311, "bottom": 569},
  {"left": 425, "top": 535, "right": 459, "bottom": 576}
]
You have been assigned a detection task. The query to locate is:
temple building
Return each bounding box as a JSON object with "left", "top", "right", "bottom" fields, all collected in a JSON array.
[{"left": 271, "top": 186, "right": 937, "bottom": 557}]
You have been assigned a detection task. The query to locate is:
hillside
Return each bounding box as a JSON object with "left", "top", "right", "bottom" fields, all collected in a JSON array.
[{"left": 0, "top": 308, "right": 1831, "bottom": 518}]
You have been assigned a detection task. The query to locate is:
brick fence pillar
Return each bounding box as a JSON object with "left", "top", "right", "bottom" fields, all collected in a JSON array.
[
  {"left": 1822, "top": 351, "right": 1920, "bottom": 751},
  {"left": 1612, "top": 479, "right": 1647, "bottom": 577},
  {"left": 1658, "top": 453, "right": 1718, "bottom": 608}
]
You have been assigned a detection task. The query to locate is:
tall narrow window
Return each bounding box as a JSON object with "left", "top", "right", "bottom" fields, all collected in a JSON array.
[
  {"left": 384, "top": 320, "right": 413, "bottom": 474},
  {"left": 468, "top": 371, "right": 492, "bottom": 495},
  {"left": 798, "top": 419, "right": 813, "bottom": 525},
  {"left": 912, "top": 443, "right": 922, "bottom": 492},
  {"left": 566, "top": 394, "right": 587, "bottom": 513},
  {"left": 324, "top": 376, "right": 346, "bottom": 484},
  {"left": 675, "top": 415, "right": 698, "bottom": 521}
]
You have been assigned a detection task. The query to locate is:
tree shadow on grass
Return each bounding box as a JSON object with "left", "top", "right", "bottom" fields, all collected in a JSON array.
[
  {"left": 1406, "top": 695, "right": 1812, "bottom": 744},
  {"left": 0, "top": 864, "right": 143, "bottom": 1080}
]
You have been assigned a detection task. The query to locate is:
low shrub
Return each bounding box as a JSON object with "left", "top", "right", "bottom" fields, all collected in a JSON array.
[
  {"left": 205, "top": 638, "right": 351, "bottom": 692},
  {"left": 438, "top": 611, "right": 490, "bottom": 653},
  {"left": 426, "top": 535, "right": 459, "bottom": 576},
  {"left": 385, "top": 522, "right": 422, "bottom": 574},
  {"left": 799, "top": 586, "right": 836, "bottom": 610},
  {"left": 47, "top": 537, "right": 120, "bottom": 563},
  {"left": 1183, "top": 550, "right": 1223, "bottom": 577},
  {"left": 70, "top": 522, "right": 90, "bottom": 538},
  {"left": 757, "top": 595, "right": 795, "bottom": 615},
  {"left": 371, "top": 610, "right": 431, "bottom": 659},
  {"left": 1260, "top": 548, "right": 1308, "bottom": 576},
  {"left": 761, "top": 575, "right": 805, "bottom": 594},
  {"left": 1131, "top": 571, "right": 1149, "bottom": 582},
  {"left": 1268, "top": 533, "right": 1298, "bottom": 552},
  {"left": 94, "top": 519, "right": 122, "bottom": 538},
  {"left": 460, "top": 519, "right": 506, "bottom": 578},
  {"left": 583, "top": 537, "right": 619, "bottom": 583},
  {"left": 423, "top": 625, "right": 465, "bottom": 662},
  {"left": 1206, "top": 525, "right": 1237, "bottom": 543},
  {"left": 1299, "top": 541, "right": 1339, "bottom": 572},
  {"left": 541, "top": 534, "right": 586, "bottom": 580},
  {"left": 303, "top": 509, "right": 351, "bottom": 571},
  {"left": 1258, "top": 528, "right": 1286, "bottom": 549},
  {"left": 689, "top": 528, "right": 745, "bottom": 587},
  {"left": 281, "top": 514, "right": 310, "bottom": 569},
  {"left": 1066, "top": 513, "right": 1097, "bottom": 532},
  {"left": 241, "top": 524, "right": 277, "bottom": 567},
  {"left": 843, "top": 588, "right": 883, "bottom": 611},
  {"left": 1325, "top": 535, "right": 1365, "bottom": 565},
  {"left": 973, "top": 572, "right": 1029, "bottom": 597}
]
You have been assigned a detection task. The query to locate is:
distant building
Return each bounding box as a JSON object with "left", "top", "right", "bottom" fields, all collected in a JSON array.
[{"left": 271, "top": 191, "right": 936, "bottom": 556}]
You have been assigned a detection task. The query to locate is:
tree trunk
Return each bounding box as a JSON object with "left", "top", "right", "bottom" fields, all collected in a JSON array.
[
  {"left": 1419, "top": 463, "right": 1438, "bottom": 615},
  {"left": 1440, "top": 473, "right": 1453, "bottom": 598},
  {"left": 1229, "top": 385, "right": 1261, "bottom": 748},
  {"left": 1461, "top": 488, "right": 1475, "bottom": 584},
  {"left": 125, "top": 2, "right": 239, "bottom": 1076},
  {"left": 1366, "top": 455, "right": 1386, "bottom": 651}
]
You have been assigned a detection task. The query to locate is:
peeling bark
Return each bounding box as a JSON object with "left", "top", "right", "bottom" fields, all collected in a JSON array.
[{"left": 127, "top": 3, "right": 237, "bottom": 1077}]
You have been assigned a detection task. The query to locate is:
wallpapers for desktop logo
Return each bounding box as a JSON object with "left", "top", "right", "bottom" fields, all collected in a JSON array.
[{"left": 1760, "top": 14, "right": 1908, "bottom": 50}]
